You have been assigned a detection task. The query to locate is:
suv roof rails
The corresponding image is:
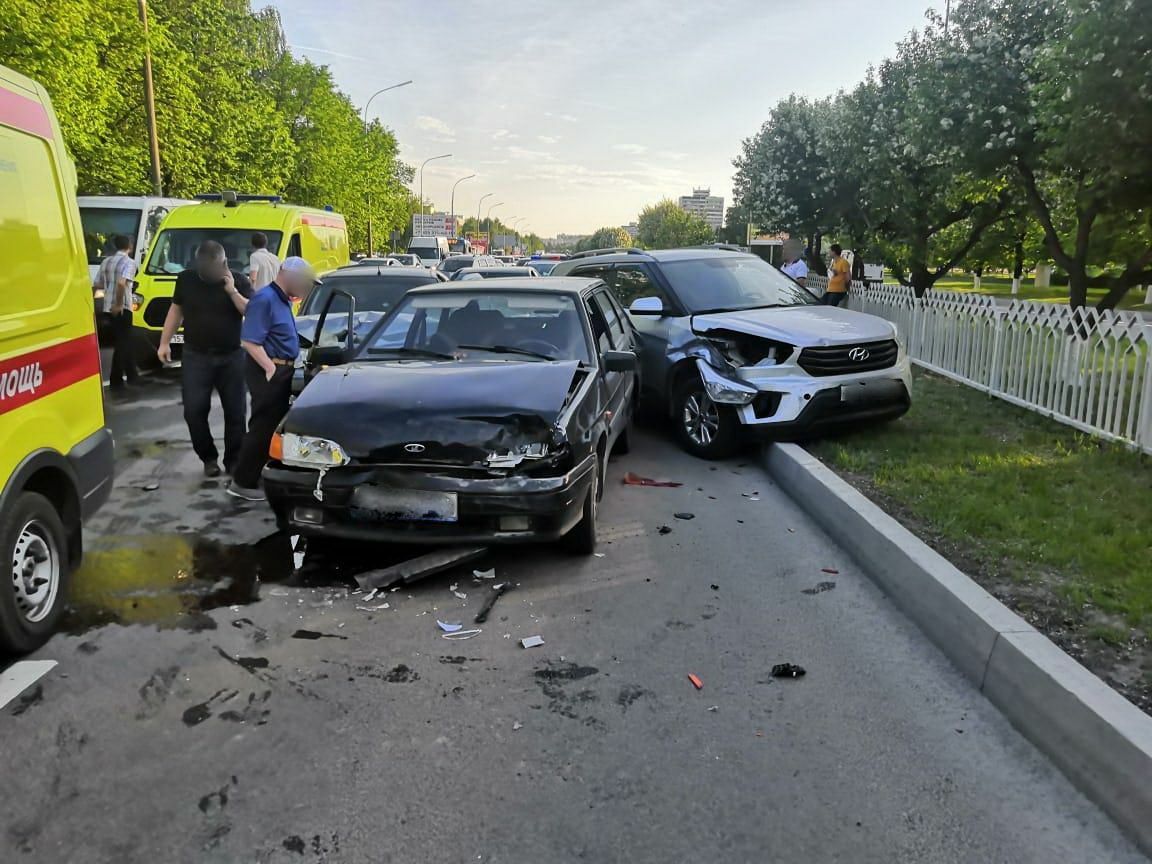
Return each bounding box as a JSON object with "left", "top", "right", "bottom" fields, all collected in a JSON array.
[
  {"left": 567, "top": 247, "right": 648, "bottom": 260},
  {"left": 689, "top": 243, "right": 745, "bottom": 252}
]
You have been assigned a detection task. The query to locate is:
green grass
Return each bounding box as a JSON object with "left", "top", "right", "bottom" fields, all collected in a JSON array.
[
  {"left": 925, "top": 274, "right": 1150, "bottom": 310},
  {"left": 807, "top": 370, "right": 1152, "bottom": 629}
]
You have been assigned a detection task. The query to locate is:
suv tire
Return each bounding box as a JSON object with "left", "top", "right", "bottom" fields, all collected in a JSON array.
[{"left": 672, "top": 376, "right": 740, "bottom": 459}]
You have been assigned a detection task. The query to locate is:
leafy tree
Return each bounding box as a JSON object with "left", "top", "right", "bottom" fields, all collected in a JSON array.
[
  {"left": 732, "top": 95, "right": 838, "bottom": 255},
  {"left": 575, "top": 226, "right": 633, "bottom": 252},
  {"left": 944, "top": 0, "right": 1152, "bottom": 310},
  {"left": 829, "top": 23, "right": 1013, "bottom": 296},
  {"left": 636, "top": 199, "right": 715, "bottom": 249}
]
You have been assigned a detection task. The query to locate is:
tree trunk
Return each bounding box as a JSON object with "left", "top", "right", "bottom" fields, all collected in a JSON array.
[
  {"left": 1012, "top": 238, "right": 1024, "bottom": 295},
  {"left": 910, "top": 266, "right": 934, "bottom": 298},
  {"left": 1094, "top": 280, "right": 1134, "bottom": 312},
  {"left": 1067, "top": 267, "right": 1089, "bottom": 310}
]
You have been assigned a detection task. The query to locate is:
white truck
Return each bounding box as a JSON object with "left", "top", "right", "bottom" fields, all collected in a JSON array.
[{"left": 407, "top": 235, "right": 450, "bottom": 268}]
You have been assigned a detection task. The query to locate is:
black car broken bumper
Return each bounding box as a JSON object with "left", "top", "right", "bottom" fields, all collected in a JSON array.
[{"left": 262, "top": 454, "right": 597, "bottom": 544}]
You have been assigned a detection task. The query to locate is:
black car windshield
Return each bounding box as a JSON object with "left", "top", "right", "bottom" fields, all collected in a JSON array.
[
  {"left": 439, "top": 256, "right": 475, "bottom": 274},
  {"left": 80, "top": 207, "right": 141, "bottom": 265},
  {"left": 299, "top": 273, "right": 439, "bottom": 316},
  {"left": 450, "top": 268, "right": 537, "bottom": 281},
  {"left": 146, "top": 228, "right": 283, "bottom": 275},
  {"left": 526, "top": 259, "right": 558, "bottom": 275},
  {"left": 363, "top": 290, "right": 590, "bottom": 363},
  {"left": 661, "top": 255, "right": 818, "bottom": 312}
]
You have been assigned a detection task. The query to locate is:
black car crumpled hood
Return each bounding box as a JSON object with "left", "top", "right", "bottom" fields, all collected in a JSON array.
[{"left": 285, "top": 360, "right": 583, "bottom": 465}]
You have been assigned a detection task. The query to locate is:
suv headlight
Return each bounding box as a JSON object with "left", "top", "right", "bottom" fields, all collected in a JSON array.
[
  {"left": 276, "top": 432, "right": 349, "bottom": 468},
  {"left": 696, "top": 358, "right": 758, "bottom": 405}
]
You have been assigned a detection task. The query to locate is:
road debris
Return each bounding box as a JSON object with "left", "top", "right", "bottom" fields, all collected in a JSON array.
[
  {"left": 657, "top": 525, "right": 673, "bottom": 535},
  {"left": 520, "top": 635, "right": 545, "bottom": 649},
  {"left": 687, "top": 673, "right": 704, "bottom": 690},
  {"left": 674, "top": 512, "right": 695, "bottom": 520},
  {"left": 710, "top": 584, "right": 719, "bottom": 591},
  {"left": 473, "top": 568, "right": 496, "bottom": 580},
  {"left": 512, "top": 721, "right": 523, "bottom": 731},
  {"left": 355, "top": 603, "right": 390, "bottom": 611},
  {"left": 742, "top": 493, "right": 760, "bottom": 501},
  {"left": 707, "top": 705, "right": 718, "bottom": 712},
  {"left": 474, "top": 582, "right": 511, "bottom": 624},
  {"left": 802, "top": 581, "right": 837, "bottom": 595},
  {"left": 594, "top": 553, "right": 605, "bottom": 558},
  {"left": 0, "top": 660, "right": 57, "bottom": 712},
  {"left": 771, "top": 663, "right": 807, "bottom": 679},
  {"left": 623, "top": 471, "right": 682, "bottom": 488},
  {"left": 821, "top": 568, "right": 840, "bottom": 575},
  {"left": 443, "top": 629, "right": 482, "bottom": 641},
  {"left": 291, "top": 629, "right": 347, "bottom": 640},
  {"left": 355, "top": 547, "right": 488, "bottom": 590},
  {"left": 437, "top": 620, "right": 464, "bottom": 633},
  {"left": 138, "top": 481, "right": 160, "bottom": 492},
  {"left": 362, "top": 588, "right": 380, "bottom": 602}
]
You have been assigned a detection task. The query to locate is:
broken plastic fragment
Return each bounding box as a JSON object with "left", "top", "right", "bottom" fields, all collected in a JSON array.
[
  {"left": 657, "top": 525, "right": 672, "bottom": 535},
  {"left": 437, "top": 620, "right": 463, "bottom": 633},
  {"left": 512, "top": 721, "right": 523, "bottom": 731},
  {"left": 453, "top": 591, "right": 467, "bottom": 600},
  {"left": 473, "top": 568, "right": 496, "bottom": 580},
  {"left": 356, "top": 603, "right": 390, "bottom": 611},
  {"left": 363, "top": 589, "right": 379, "bottom": 602},
  {"left": 623, "top": 472, "right": 682, "bottom": 488},
  {"left": 674, "top": 512, "right": 695, "bottom": 520},
  {"left": 520, "top": 635, "right": 545, "bottom": 649},
  {"left": 821, "top": 568, "right": 839, "bottom": 575},
  {"left": 313, "top": 467, "right": 328, "bottom": 502},
  {"left": 771, "top": 663, "right": 806, "bottom": 679},
  {"left": 687, "top": 673, "right": 703, "bottom": 690},
  {"left": 442, "top": 629, "right": 482, "bottom": 640}
]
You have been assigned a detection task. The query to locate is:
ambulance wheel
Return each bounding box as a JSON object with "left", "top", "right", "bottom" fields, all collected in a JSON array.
[{"left": 0, "top": 492, "right": 71, "bottom": 655}]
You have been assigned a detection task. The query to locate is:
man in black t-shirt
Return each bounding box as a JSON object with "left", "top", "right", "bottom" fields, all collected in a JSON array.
[{"left": 157, "top": 240, "right": 253, "bottom": 477}]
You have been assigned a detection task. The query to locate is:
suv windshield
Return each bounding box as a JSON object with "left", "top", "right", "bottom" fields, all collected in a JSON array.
[
  {"left": 299, "top": 272, "right": 438, "bottom": 316},
  {"left": 439, "top": 256, "right": 476, "bottom": 274},
  {"left": 80, "top": 207, "right": 141, "bottom": 265},
  {"left": 363, "top": 290, "right": 590, "bottom": 363},
  {"left": 146, "top": 228, "right": 283, "bottom": 275},
  {"left": 661, "top": 255, "right": 817, "bottom": 312}
]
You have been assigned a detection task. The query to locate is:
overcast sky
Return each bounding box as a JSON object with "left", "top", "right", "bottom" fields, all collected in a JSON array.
[{"left": 271, "top": 0, "right": 939, "bottom": 237}]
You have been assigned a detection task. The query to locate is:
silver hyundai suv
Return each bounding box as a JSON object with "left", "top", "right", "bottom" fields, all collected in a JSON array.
[{"left": 551, "top": 248, "right": 912, "bottom": 458}]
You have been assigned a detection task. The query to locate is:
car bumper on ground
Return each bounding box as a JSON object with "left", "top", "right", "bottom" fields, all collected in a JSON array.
[
  {"left": 732, "top": 355, "right": 914, "bottom": 436},
  {"left": 262, "top": 454, "right": 596, "bottom": 544}
]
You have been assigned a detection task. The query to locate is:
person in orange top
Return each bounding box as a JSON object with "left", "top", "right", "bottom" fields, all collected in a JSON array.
[{"left": 823, "top": 243, "right": 851, "bottom": 306}]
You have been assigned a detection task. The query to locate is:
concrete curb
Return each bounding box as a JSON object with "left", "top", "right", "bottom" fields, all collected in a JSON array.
[{"left": 763, "top": 442, "right": 1152, "bottom": 857}]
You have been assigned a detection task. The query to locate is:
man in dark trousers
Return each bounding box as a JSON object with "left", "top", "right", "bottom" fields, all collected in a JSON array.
[
  {"left": 94, "top": 233, "right": 139, "bottom": 389},
  {"left": 227, "top": 257, "right": 318, "bottom": 501},
  {"left": 157, "top": 241, "right": 252, "bottom": 477}
]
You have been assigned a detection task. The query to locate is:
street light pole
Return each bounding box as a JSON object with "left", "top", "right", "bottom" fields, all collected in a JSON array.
[
  {"left": 510, "top": 217, "right": 525, "bottom": 254},
  {"left": 362, "top": 79, "right": 413, "bottom": 254},
  {"left": 486, "top": 202, "right": 504, "bottom": 251},
  {"left": 138, "top": 0, "right": 163, "bottom": 196},
  {"left": 418, "top": 153, "right": 452, "bottom": 217},
  {"left": 476, "top": 193, "right": 493, "bottom": 245},
  {"left": 449, "top": 173, "right": 475, "bottom": 235}
]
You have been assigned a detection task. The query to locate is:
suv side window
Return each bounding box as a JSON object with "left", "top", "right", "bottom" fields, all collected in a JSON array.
[
  {"left": 570, "top": 264, "right": 613, "bottom": 285},
  {"left": 592, "top": 291, "right": 628, "bottom": 350},
  {"left": 613, "top": 264, "right": 668, "bottom": 311}
]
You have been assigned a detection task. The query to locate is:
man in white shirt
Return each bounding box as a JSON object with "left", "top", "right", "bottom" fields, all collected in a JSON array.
[
  {"left": 248, "top": 232, "right": 280, "bottom": 290},
  {"left": 782, "top": 249, "right": 808, "bottom": 288},
  {"left": 94, "top": 233, "right": 139, "bottom": 389}
]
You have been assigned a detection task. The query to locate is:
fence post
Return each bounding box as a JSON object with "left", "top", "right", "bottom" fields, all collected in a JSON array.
[
  {"left": 1137, "top": 325, "right": 1152, "bottom": 455},
  {"left": 989, "top": 307, "right": 1007, "bottom": 395}
]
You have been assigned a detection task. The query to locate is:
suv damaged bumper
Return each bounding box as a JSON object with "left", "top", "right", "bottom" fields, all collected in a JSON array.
[{"left": 262, "top": 453, "right": 597, "bottom": 544}]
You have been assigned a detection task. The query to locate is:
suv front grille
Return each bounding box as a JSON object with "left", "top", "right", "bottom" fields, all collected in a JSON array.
[
  {"left": 142, "top": 297, "right": 171, "bottom": 327},
  {"left": 797, "top": 339, "right": 898, "bottom": 377}
]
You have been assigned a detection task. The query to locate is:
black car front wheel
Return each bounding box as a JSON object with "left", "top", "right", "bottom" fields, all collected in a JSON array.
[
  {"left": 672, "top": 377, "right": 740, "bottom": 459},
  {"left": 563, "top": 458, "right": 600, "bottom": 555}
]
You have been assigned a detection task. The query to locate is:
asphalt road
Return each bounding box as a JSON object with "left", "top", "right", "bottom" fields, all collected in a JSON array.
[{"left": 0, "top": 373, "right": 1144, "bottom": 863}]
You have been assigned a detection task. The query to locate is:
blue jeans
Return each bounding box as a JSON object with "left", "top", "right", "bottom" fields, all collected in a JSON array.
[
  {"left": 822, "top": 291, "right": 846, "bottom": 307},
  {"left": 181, "top": 348, "right": 247, "bottom": 467}
]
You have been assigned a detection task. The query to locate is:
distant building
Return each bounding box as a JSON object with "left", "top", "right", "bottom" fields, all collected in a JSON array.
[
  {"left": 678, "top": 187, "right": 724, "bottom": 230},
  {"left": 623, "top": 222, "right": 639, "bottom": 239}
]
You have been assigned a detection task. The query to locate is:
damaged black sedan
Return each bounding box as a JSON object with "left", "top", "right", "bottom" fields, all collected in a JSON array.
[{"left": 263, "top": 278, "right": 639, "bottom": 554}]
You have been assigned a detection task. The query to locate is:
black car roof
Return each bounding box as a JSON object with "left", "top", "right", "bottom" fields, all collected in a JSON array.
[
  {"left": 324, "top": 267, "right": 436, "bottom": 279},
  {"left": 454, "top": 267, "right": 538, "bottom": 275}
]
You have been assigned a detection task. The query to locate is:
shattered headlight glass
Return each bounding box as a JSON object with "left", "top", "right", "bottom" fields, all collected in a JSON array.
[
  {"left": 699, "top": 331, "right": 794, "bottom": 367},
  {"left": 280, "top": 433, "right": 349, "bottom": 469},
  {"left": 696, "top": 358, "right": 758, "bottom": 405},
  {"left": 485, "top": 441, "right": 550, "bottom": 469}
]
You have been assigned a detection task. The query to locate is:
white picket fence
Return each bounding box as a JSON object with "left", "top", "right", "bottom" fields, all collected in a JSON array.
[{"left": 802, "top": 275, "right": 1152, "bottom": 453}]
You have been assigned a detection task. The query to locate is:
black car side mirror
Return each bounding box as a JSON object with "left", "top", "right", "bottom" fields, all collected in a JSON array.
[{"left": 602, "top": 350, "right": 638, "bottom": 373}]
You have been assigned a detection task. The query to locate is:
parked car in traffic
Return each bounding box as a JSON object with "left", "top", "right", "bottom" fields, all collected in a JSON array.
[
  {"left": 389, "top": 253, "right": 422, "bottom": 267},
  {"left": 449, "top": 266, "right": 539, "bottom": 281},
  {"left": 263, "top": 277, "right": 640, "bottom": 554},
  {"left": 552, "top": 248, "right": 912, "bottom": 458},
  {"left": 438, "top": 254, "right": 499, "bottom": 277}
]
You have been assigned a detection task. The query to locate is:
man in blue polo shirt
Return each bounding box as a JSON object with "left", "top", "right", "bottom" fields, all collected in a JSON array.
[{"left": 228, "top": 256, "right": 318, "bottom": 501}]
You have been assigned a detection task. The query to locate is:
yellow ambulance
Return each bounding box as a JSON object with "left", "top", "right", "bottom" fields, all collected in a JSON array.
[
  {"left": 134, "top": 194, "right": 349, "bottom": 361},
  {"left": 0, "top": 64, "right": 115, "bottom": 653}
]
